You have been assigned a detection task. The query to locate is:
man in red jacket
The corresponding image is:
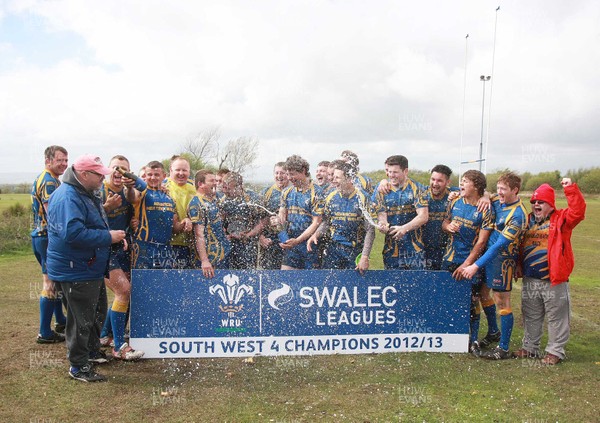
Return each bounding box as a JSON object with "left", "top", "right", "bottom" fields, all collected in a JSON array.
[{"left": 515, "top": 178, "right": 586, "bottom": 365}]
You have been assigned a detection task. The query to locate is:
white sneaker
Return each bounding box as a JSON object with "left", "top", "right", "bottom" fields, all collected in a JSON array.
[
  {"left": 100, "top": 336, "right": 114, "bottom": 348},
  {"left": 112, "top": 342, "right": 144, "bottom": 361}
]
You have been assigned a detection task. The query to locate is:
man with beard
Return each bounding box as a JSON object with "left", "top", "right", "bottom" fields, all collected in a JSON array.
[
  {"left": 47, "top": 155, "right": 126, "bottom": 382},
  {"left": 514, "top": 178, "right": 586, "bottom": 365},
  {"left": 31, "top": 146, "right": 69, "bottom": 344},
  {"left": 418, "top": 165, "right": 454, "bottom": 270}
]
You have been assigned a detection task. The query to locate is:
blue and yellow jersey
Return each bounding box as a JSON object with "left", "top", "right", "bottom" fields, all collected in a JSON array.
[
  {"left": 132, "top": 188, "right": 176, "bottom": 244},
  {"left": 262, "top": 183, "right": 286, "bottom": 238},
  {"left": 219, "top": 189, "right": 263, "bottom": 236},
  {"left": 373, "top": 178, "right": 426, "bottom": 225},
  {"left": 419, "top": 187, "right": 452, "bottom": 251},
  {"left": 322, "top": 189, "right": 372, "bottom": 248},
  {"left": 100, "top": 182, "right": 132, "bottom": 231},
  {"left": 486, "top": 195, "right": 528, "bottom": 259},
  {"left": 522, "top": 216, "right": 550, "bottom": 280},
  {"left": 315, "top": 182, "right": 335, "bottom": 202},
  {"left": 373, "top": 178, "right": 427, "bottom": 256},
  {"left": 314, "top": 182, "right": 329, "bottom": 196},
  {"left": 443, "top": 197, "right": 494, "bottom": 264},
  {"left": 164, "top": 178, "right": 197, "bottom": 246},
  {"left": 188, "top": 194, "right": 231, "bottom": 265},
  {"left": 354, "top": 173, "right": 373, "bottom": 196},
  {"left": 280, "top": 182, "right": 323, "bottom": 238},
  {"left": 262, "top": 184, "right": 285, "bottom": 214},
  {"left": 31, "top": 170, "right": 60, "bottom": 237}
]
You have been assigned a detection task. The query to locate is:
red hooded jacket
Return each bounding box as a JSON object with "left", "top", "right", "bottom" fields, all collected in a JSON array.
[{"left": 530, "top": 184, "right": 586, "bottom": 286}]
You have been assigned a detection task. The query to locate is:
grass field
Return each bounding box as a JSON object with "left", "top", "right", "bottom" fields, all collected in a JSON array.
[{"left": 0, "top": 195, "right": 599, "bottom": 422}]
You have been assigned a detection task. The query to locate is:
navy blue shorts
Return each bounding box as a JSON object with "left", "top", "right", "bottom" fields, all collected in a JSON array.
[
  {"left": 443, "top": 261, "right": 485, "bottom": 287},
  {"left": 485, "top": 256, "right": 516, "bottom": 292},
  {"left": 32, "top": 236, "right": 48, "bottom": 274},
  {"left": 282, "top": 243, "right": 319, "bottom": 269},
  {"left": 108, "top": 243, "right": 131, "bottom": 272},
  {"left": 322, "top": 243, "right": 361, "bottom": 270}
]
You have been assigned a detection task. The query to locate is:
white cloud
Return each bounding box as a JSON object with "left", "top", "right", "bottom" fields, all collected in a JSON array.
[{"left": 1, "top": 0, "right": 599, "bottom": 183}]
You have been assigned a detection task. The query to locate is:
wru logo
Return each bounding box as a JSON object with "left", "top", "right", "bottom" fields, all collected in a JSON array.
[{"left": 209, "top": 274, "right": 254, "bottom": 315}]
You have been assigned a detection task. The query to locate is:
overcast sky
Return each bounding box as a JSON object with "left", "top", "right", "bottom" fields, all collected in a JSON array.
[{"left": 1, "top": 0, "right": 598, "bottom": 183}]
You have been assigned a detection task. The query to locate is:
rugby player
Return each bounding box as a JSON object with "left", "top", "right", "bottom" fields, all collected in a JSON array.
[
  {"left": 99, "top": 155, "right": 145, "bottom": 360},
  {"left": 219, "top": 172, "right": 265, "bottom": 269},
  {"left": 312, "top": 159, "right": 344, "bottom": 266},
  {"left": 164, "top": 156, "right": 195, "bottom": 268},
  {"left": 273, "top": 155, "right": 323, "bottom": 270},
  {"left": 419, "top": 165, "right": 454, "bottom": 270},
  {"left": 460, "top": 172, "right": 528, "bottom": 359},
  {"left": 258, "top": 162, "right": 290, "bottom": 269},
  {"left": 188, "top": 170, "right": 231, "bottom": 277},
  {"left": 307, "top": 161, "right": 375, "bottom": 272},
  {"left": 442, "top": 170, "right": 495, "bottom": 355},
  {"left": 131, "top": 161, "right": 186, "bottom": 269},
  {"left": 314, "top": 160, "right": 331, "bottom": 195},
  {"left": 374, "top": 155, "right": 428, "bottom": 270},
  {"left": 31, "top": 145, "right": 68, "bottom": 343},
  {"left": 340, "top": 150, "right": 373, "bottom": 195},
  {"left": 378, "top": 165, "right": 489, "bottom": 270},
  {"left": 215, "top": 168, "right": 230, "bottom": 199}
]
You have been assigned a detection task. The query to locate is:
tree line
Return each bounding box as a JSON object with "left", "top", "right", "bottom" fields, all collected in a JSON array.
[{"left": 364, "top": 167, "right": 600, "bottom": 194}]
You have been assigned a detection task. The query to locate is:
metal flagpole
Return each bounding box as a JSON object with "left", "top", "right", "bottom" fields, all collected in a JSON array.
[
  {"left": 458, "top": 34, "right": 469, "bottom": 180},
  {"left": 479, "top": 75, "right": 491, "bottom": 171},
  {"left": 484, "top": 6, "right": 500, "bottom": 174}
]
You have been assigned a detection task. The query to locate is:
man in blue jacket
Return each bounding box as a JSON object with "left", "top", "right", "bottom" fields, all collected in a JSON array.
[{"left": 47, "top": 155, "right": 126, "bottom": 382}]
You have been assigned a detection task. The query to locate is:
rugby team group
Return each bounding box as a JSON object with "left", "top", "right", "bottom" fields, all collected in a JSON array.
[{"left": 30, "top": 146, "right": 586, "bottom": 382}]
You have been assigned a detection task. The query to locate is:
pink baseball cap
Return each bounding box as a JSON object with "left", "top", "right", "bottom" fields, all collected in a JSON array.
[{"left": 73, "top": 155, "right": 113, "bottom": 175}]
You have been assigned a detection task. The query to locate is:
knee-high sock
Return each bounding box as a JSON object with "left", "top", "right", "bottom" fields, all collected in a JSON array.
[
  {"left": 499, "top": 308, "right": 514, "bottom": 351},
  {"left": 110, "top": 299, "right": 129, "bottom": 351},
  {"left": 470, "top": 301, "right": 481, "bottom": 344},
  {"left": 481, "top": 297, "right": 499, "bottom": 334},
  {"left": 53, "top": 299, "right": 66, "bottom": 325},
  {"left": 125, "top": 301, "right": 131, "bottom": 335},
  {"left": 100, "top": 309, "right": 113, "bottom": 338},
  {"left": 39, "top": 290, "right": 55, "bottom": 338}
]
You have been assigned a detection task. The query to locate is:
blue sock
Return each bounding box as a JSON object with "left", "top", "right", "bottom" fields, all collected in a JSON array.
[
  {"left": 470, "top": 314, "right": 481, "bottom": 344},
  {"left": 499, "top": 312, "right": 514, "bottom": 350},
  {"left": 483, "top": 304, "right": 499, "bottom": 334},
  {"left": 100, "top": 310, "right": 113, "bottom": 338},
  {"left": 110, "top": 300, "right": 129, "bottom": 350},
  {"left": 39, "top": 295, "right": 55, "bottom": 338},
  {"left": 53, "top": 299, "right": 66, "bottom": 325}
]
